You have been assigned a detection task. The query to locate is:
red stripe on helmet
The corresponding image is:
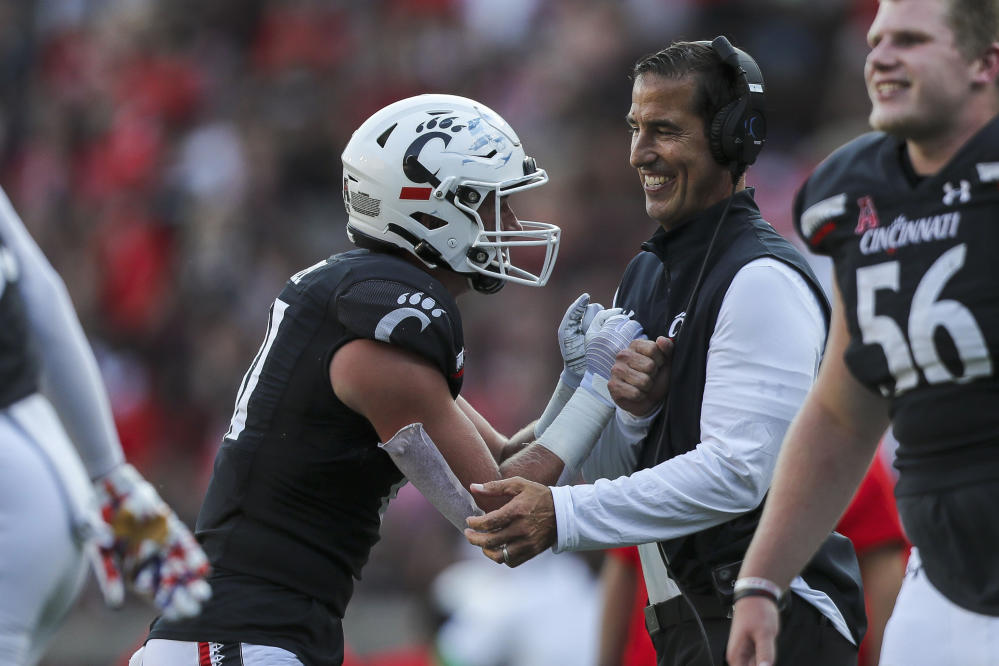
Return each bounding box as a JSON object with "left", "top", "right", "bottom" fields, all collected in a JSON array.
[{"left": 399, "top": 187, "right": 433, "bottom": 200}]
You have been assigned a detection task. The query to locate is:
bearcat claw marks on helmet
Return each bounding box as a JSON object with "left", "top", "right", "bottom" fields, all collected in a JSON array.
[{"left": 342, "top": 94, "right": 561, "bottom": 293}]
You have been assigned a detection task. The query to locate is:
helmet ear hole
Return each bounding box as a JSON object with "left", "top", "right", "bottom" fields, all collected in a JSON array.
[{"left": 410, "top": 212, "right": 447, "bottom": 230}]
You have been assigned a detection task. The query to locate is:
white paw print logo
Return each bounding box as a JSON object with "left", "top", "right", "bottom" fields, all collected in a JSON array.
[{"left": 374, "top": 292, "right": 445, "bottom": 342}]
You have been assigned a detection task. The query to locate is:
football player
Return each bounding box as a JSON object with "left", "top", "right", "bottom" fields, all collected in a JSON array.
[
  {"left": 728, "top": 1, "right": 999, "bottom": 664},
  {"left": 132, "top": 94, "right": 644, "bottom": 666},
  {"left": 0, "top": 187, "right": 210, "bottom": 665}
]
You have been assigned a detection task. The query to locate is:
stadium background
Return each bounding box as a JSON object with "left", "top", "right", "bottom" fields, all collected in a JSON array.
[{"left": 2, "top": 0, "right": 877, "bottom": 663}]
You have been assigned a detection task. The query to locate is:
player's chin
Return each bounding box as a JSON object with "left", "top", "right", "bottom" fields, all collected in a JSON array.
[{"left": 868, "top": 107, "right": 920, "bottom": 137}]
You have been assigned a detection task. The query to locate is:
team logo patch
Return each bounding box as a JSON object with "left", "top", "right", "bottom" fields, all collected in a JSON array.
[
  {"left": 667, "top": 312, "right": 686, "bottom": 339},
  {"left": 854, "top": 195, "right": 880, "bottom": 234},
  {"left": 942, "top": 180, "right": 971, "bottom": 205},
  {"left": 374, "top": 292, "right": 445, "bottom": 342}
]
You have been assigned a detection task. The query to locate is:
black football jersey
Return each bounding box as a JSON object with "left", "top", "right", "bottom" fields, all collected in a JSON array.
[
  {"left": 0, "top": 233, "right": 39, "bottom": 409},
  {"left": 794, "top": 118, "right": 999, "bottom": 495},
  {"left": 188, "top": 249, "right": 464, "bottom": 619}
]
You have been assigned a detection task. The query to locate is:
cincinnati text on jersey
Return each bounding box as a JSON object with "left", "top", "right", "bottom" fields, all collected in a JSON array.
[{"left": 858, "top": 211, "right": 960, "bottom": 255}]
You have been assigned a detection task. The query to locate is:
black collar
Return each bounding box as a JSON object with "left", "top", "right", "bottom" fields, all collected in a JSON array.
[{"left": 639, "top": 188, "right": 760, "bottom": 270}]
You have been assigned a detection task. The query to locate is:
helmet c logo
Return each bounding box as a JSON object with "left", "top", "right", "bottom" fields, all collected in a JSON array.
[{"left": 402, "top": 132, "right": 453, "bottom": 184}]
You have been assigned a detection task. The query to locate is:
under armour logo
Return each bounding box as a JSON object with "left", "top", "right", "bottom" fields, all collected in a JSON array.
[{"left": 942, "top": 180, "right": 971, "bottom": 205}]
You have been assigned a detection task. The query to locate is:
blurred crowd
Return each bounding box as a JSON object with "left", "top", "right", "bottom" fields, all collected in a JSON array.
[{"left": 1, "top": 0, "right": 882, "bottom": 663}]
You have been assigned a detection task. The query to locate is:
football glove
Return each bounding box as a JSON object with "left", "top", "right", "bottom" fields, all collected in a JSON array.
[
  {"left": 580, "top": 313, "right": 647, "bottom": 406},
  {"left": 89, "top": 463, "right": 211, "bottom": 620},
  {"left": 536, "top": 313, "right": 647, "bottom": 469},
  {"left": 557, "top": 292, "right": 621, "bottom": 388}
]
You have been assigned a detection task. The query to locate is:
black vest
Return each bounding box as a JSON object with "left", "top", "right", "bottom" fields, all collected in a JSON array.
[{"left": 615, "top": 190, "right": 866, "bottom": 643}]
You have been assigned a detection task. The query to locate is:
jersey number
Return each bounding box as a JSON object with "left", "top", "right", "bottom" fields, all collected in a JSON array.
[
  {"left": 856, "top": 243, "right": 992, "bottom": 396},
  {"left": 225, "top": 298, "right": 289, "bottom": 440}
]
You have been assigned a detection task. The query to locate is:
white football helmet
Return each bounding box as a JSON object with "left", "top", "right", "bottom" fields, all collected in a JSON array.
[{"left": 342, "top": 94, "right": 560, "bottom": 293}]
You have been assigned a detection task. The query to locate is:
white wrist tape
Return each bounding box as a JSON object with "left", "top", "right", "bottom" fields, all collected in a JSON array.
[
  {"left": 536, "top": 385, "right": 615, "bottom": 470},
  {"left": 579, "top": 369, "right": 615, "bottom": 408},
  {"left": 534, "top": 374, "right": 576, "bottom": 438},
  {"left": 378, "top": 423, "right": 484, "bottom": 532}
]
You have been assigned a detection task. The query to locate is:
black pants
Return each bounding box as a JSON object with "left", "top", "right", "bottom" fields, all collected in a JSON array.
[{"left": 646, "top": 592, "right": 857, "bottom": 666}]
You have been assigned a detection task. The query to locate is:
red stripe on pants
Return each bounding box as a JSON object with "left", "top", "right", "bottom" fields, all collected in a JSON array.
[{"left": 198, "top": 642, "right": 212, "bottom": 666}]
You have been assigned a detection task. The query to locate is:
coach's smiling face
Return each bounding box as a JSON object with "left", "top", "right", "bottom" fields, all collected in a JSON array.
[{"left": 627, "top": 73, "right": 733, "bottom": 232}]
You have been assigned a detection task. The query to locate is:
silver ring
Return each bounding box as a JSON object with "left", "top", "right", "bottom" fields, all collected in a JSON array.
[{"left": 501, "top": 544, "right": 511, "bottom": 565}]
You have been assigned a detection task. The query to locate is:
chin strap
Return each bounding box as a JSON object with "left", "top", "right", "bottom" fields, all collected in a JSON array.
[{"left": 469, "top": 272, "right": 504, "bottom": 294}]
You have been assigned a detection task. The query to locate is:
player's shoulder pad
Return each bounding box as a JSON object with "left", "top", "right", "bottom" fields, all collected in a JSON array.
[
  {"left": 794, "top": 131, "right": 890, "bottom": 253},
  {"left": 334, "top": 252, "right": 462, "bottom": 361}
]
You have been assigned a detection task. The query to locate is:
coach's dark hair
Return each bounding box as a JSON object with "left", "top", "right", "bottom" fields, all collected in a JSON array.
[
  {"left": 944, "top": 0, "right": 999, "bottom": 61},
  {"left": 631, "top": 42, "right": 745, "bottom": 173}
]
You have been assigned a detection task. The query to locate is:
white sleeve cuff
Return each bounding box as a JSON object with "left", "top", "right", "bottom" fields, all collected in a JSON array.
[
  {"left": 549, "top": 484, "right": 578, "bottom": 553},
  {"left": 616, "top": 404, "right": 661, "bottom": 435}
]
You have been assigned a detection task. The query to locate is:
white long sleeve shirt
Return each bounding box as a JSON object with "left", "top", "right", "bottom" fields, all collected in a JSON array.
[{"left": 551, "top": 257, "right": 826, "bottom": 552}]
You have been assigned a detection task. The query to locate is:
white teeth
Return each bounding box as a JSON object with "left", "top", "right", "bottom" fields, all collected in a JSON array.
[
  {"left": 876, "top": 82, "right": 905, "bottom": 94},
  {"left": 644, "top": 174, "right": 666, "bottom": 187}
]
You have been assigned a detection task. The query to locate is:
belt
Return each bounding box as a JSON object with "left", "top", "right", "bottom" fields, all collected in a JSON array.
[{"left": 644, "top": 593, "right": 732, "bottom": 635}]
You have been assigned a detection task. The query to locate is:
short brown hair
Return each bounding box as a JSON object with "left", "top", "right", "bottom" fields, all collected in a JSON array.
[
  {"left": 944, "top": 0, "right": 999, "bottom": 59},
  {"left": 630, "top": 41, "right": 741, "bottom": 147}
]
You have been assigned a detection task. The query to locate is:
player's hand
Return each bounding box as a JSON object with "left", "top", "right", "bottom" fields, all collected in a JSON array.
[
  {"left": 580, "top": 313, "right": 646, "bottom": 406},
  {"left": 557, "top": 293, "right": 620, "bottom": 388},
  {"left": 89, "top": 463, "right": 211, "bottom": 620},
  {"left": 726, "top": 595, "right": 780, "bottom": 666},
  {"left": 464, "top": 477, "right": 556, "bottom": 567},
  {"left": 609, "top": 336, "right": 673, "bottom": 417}
]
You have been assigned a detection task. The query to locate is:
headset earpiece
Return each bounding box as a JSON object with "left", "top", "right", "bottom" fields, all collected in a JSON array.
[
  {"left": 704, "top": 36, "right": 767, "bottom": 172},
  {"left": 709, "top": 98, "right": 740, "bottom": 166}
]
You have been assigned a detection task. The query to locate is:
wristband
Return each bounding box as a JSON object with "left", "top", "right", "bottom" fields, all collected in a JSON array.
[
  {"left": 732, "top": 587, "right": 780, "bottom": 605},
  {"left": 733, "top": 576, "right": 784, "bottom": 606}
]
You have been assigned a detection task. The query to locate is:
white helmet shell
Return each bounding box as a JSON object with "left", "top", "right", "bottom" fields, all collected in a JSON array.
[{"left": 342, "top": 94, "right": 560, "bottom": 292}]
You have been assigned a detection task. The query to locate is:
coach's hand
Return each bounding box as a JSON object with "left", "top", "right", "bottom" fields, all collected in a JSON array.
[
  {"left": 464, "top": 477, "right": 555, "bottom": 567},
  {"left": 89, "top": 463, "right": 211, "bottom": 619},
  {"left": 609, "top": 335, "right": 673, "bottom": 416}
]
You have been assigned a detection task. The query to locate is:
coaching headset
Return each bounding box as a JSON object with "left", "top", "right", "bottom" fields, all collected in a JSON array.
[
  {"left": 699, "top": 36, "right": 767, "bottom": 175},
  {"left": 673, "top": 35, "right": 768, "bottom": 334}
]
